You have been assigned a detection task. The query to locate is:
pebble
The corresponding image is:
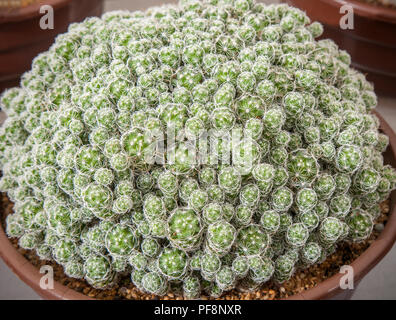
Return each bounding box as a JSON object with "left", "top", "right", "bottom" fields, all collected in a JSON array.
[{"left": 375, "top": 223, "right": 385, "bottom": 232}]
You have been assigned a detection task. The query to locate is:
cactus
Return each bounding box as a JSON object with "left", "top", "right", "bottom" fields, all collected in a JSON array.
[{"left": 1, "top": 0, "right": 395, "bottom": 299}]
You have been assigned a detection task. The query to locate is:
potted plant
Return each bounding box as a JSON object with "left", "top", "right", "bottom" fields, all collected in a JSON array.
[
  {"left": 0, "top": 0, "right": 104, "bottom": 92},
  {"left": 283, "top": 0, "right": 396, "bottom": 97},
  {"left": 0, "top": 0, "right": 395, "bottom": 300}
]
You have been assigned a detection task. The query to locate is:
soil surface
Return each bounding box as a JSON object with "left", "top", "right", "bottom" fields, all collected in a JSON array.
[{"left": 0, "top": 193, "right": 390, "bottom": 300}]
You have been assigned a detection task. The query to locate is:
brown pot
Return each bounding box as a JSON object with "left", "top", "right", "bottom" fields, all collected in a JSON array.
[
  {"left": 0, "top": 0, "right": 104, "bottom": 93},
  {"left": 284, "top": 0, "right": 396, "bottom": 97},
  {"left": 0, "top": 111, "right": 396, "bottom": 300}
]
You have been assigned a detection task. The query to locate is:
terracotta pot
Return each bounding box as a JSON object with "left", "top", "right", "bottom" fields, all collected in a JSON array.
[
  {"left": 0, "top": 0, "right": 104, "bottom": 93},
  {"left": 284, "top": 0, "right": 396, "bottom": 97},
  {"left": 0, "top": 111, "right": 395, "bottom": 300}
]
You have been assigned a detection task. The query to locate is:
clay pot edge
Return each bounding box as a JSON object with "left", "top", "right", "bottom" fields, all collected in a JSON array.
[{"left": 315, "top": 0, "right": 396, "bottom": 24}]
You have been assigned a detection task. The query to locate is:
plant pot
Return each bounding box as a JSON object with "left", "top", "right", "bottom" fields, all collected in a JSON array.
[
  {"left": 283, "top": 0, "right": 396, "bottom": 97},
  {"left": 0, "top": 0, "right": 104, "bottom": 93},
  {"left": 0, "top": 111, "right": 395, "bottom": 300}
]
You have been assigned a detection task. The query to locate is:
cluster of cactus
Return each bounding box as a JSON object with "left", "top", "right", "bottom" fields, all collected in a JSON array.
[{"left": 1, "top": 0, "right": 396, "bottom": 298}]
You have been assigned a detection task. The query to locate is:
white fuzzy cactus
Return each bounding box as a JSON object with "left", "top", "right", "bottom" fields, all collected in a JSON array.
[{"left": 1, "top": 0, "right": 395, "bottom": 298}]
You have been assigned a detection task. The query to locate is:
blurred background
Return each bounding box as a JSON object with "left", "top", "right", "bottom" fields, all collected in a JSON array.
[{"left": 0, "top": 0, "right": 395, "bottom": 299}]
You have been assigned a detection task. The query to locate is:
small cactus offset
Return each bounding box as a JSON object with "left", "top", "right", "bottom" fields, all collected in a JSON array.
[{"left": 1, "top": 0, "right": 395, "bottom": 298}]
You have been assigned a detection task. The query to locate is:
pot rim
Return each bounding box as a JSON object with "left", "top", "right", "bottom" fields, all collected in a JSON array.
[
  {"left": 318, "top": 0, "right": 396, "bottom": 24},
  {"left": 0, "top": 0, "right": 73, "bottom": 22},
  {"left": 0, "top": 111, "right": 396, "bottom": 300},
  {"left": 286, "top": 112, "right": 396, "bottom": 299}
]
